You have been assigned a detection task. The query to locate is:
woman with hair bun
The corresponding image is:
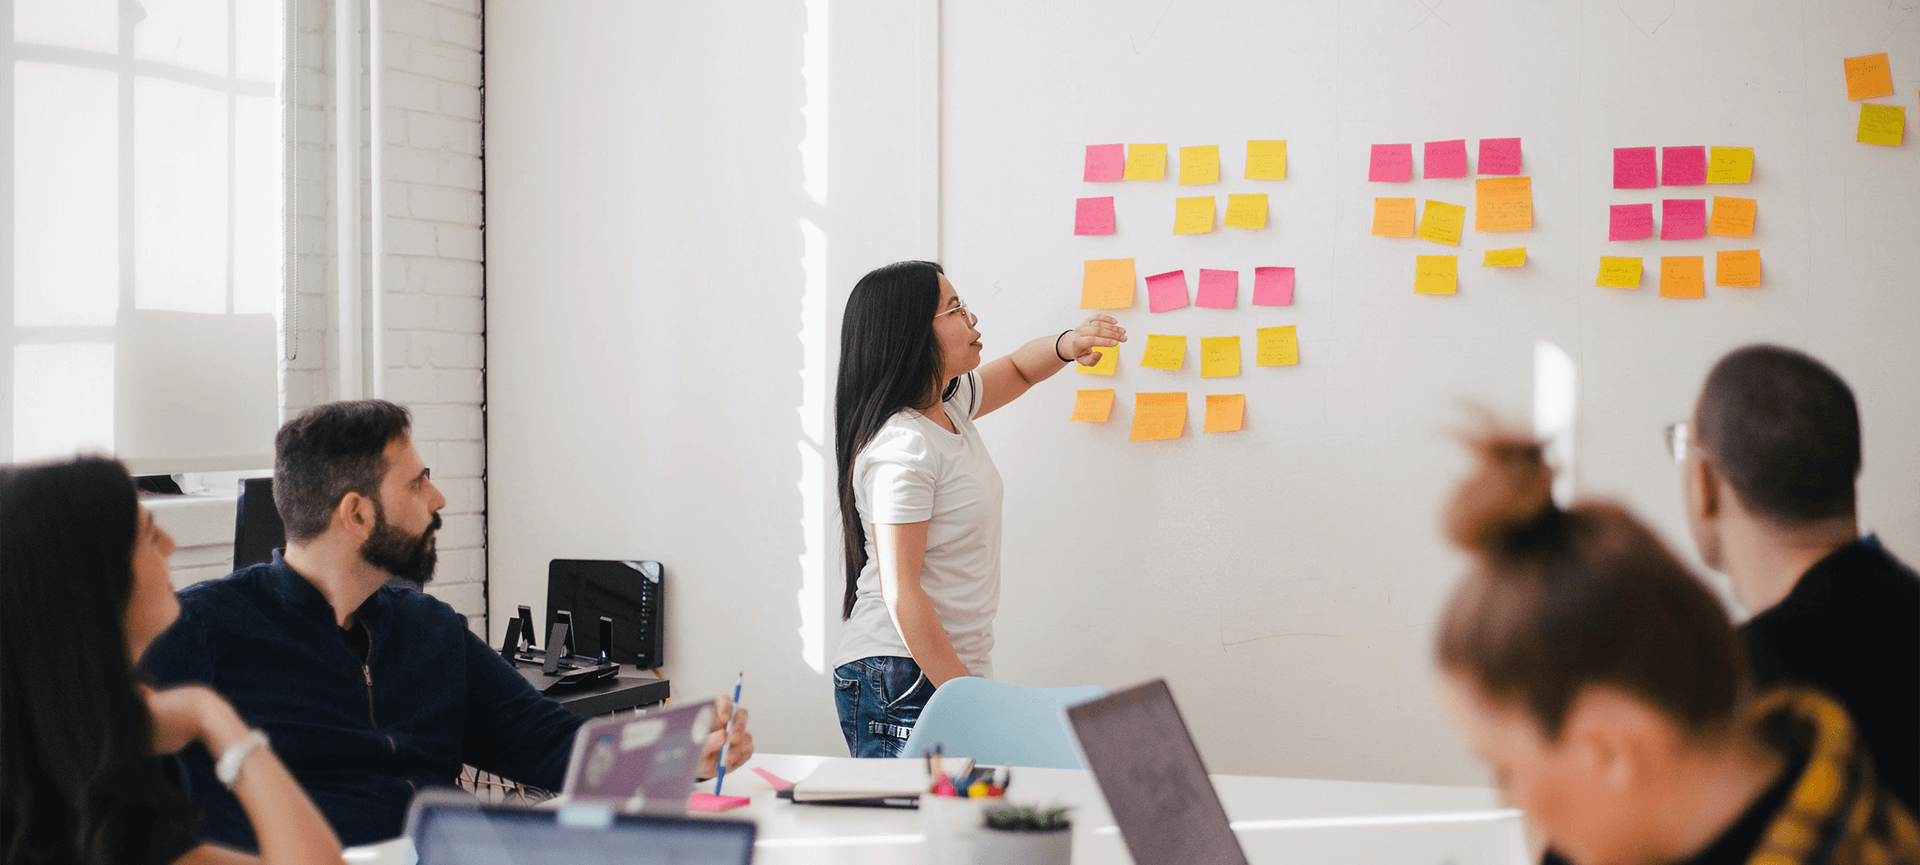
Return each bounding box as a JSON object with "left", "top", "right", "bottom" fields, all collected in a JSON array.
[{"left": 1433, "top": 431, "right": 1918, "bottom": 865}]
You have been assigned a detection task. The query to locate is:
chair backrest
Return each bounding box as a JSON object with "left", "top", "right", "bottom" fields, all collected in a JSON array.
[
  {"left": 232, "top": 476, "right": 285, "bottom": 570},
  {"left": 901, "top": 678, "right": 1108, "bottom": 769}
]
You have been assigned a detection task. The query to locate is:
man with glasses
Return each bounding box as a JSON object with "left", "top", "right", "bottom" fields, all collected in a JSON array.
[{"left": 1672, "top": 344, "right": 1917, "bottom": 813}]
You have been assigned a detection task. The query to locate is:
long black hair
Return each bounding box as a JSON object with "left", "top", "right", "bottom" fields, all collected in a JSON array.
[
  {"left": 1, "top": 457, "right": 199, "bottom": 865},
  {"left": 835, "top": 260, "right": 951, "bottom": 619}
]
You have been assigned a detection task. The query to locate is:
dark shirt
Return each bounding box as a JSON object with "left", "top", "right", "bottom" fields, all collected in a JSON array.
[
  {"left": 141, "top": 551, "right": 586, "bottom": 849},
  {"left": 1741, "top": 535, "right": 1919, "bottom": 815}
]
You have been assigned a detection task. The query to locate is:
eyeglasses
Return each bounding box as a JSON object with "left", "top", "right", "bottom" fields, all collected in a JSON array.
[
  {"left": 934, "top": 297, "right": 975, "bottom": 323},
  {"left": 1663, "top": 420, "right": 1693, "bottom": 463}
]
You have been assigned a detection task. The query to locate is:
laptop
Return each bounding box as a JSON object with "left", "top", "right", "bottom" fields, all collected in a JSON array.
[
  {"left": 1065, "top": 678, "right": 1250, "bottom": 865},
  {"left": 561, "top": 698, "right": 714, "bottom": 813},
  {"left": 404, "top": 790, "right": 754, "bottom": 865}
]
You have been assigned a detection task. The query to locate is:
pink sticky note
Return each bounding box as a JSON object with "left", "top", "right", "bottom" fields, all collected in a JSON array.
[
  {"left": 1083, "top": 144, "right": 1125, "bottom": 182},
  {"left": 1196, "top": 269, "right": 1238, "bottom": 308},
  {"left": 1608, "top": 203, "right": 1654, "bottom": 241},
  {"left": 1145, "top": 269, "right": 1190, "bottom": 313},
  {"left": 1424, "top": 140, "right": 1469, "bottom": 178},
  {"left": 1661, "top": 199, "right": 1706, "bottom": 240},
  {"left": 1478, "top": 138, "right": 1522, "bottom": 175},
  {"left": 1252, "top": 266, "right": 1295, "bottom": 306},
  {"left": 1369, "top": 144, "right": 1413, "bottom": 182},
  {"left": 752, "top": 767, "right": 794, "bottom": 790},
  {"left": 1613, "top": 147, "right": 1658, "bottom": 189},
  {"left": 1661, "top": 146, "right": 1705, "bottom": 186},
  {"left": 688, "top": 793, "right": 752, "bottom": 813},
  {"left": 1074, "top": 197, "right": 1115, "bottom": 235}
]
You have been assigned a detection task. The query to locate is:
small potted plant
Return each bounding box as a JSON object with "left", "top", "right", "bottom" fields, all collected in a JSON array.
[{"left": 972, "top": 803, "right": 1072, "bottom": 865}]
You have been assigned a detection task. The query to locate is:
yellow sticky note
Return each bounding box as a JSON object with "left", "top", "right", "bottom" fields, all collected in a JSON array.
[
  {"left": 1858, "top": 103, "right": 1906, "bottom": 146},
  {"left": 1223, "top": 194, "right": 1268, "bottom": 229},
  {"left": 1070, "top": 389, "right": 1115, "bottom": 422},
  {"left": 1204, "top": 394, "right": 1246, "bottom": 433},
  {"left": 1174, "top": 197, "right": 1216, "bottom": 234},
  {"left": 1482, "top": 248, "right": 1526, "bottom": 267},
  {"left": 1659, "top": 255, "right": 1705, "bottom": 299},
  {"left": 1245, "top": 140, "right": 1287, "bottom": 180},
  {"left": 1140, "top": 334, "right": 1187, "bottom": 370},
  {"left": 1081, "top": 258, "right": 1136, "bottom": 309},
  {"left": 1708, "top": 196, "right": 1756, "bottom": 238},
  {"left": 1474, "top": 177, "right": 1533, "bottom": 232},
  {"left": 1130, "top": 392, "right": 1188, "bottom": 442},
  {"left": 1200, "top": 336, "right": 1241, "bottom": 378},
  {"left": 1416, "top": 200, "right": 1466, "bottom": 246},
  {"left": 1372, "top": 198, "right": 1416, "bottom": 237},
  {"left": 1414, "top": 255, "right": 1458, "bottom": 295},
  {"left": 1179, "top": 145, "right": 1220, "bottom": 185},
  {"left": 1706, "top": 147, "right": 1753, "bottom": 184},
  {"left": 1076, "top": 342, "right": 1120, "bottom": 375},
  {"left": 1256, "top": 326, "right": 1299, "bottom": 367},
  {"left": 1596, "top": 256, "right": 1643, "bottom": 289},
  {"left": 1844, "top": 53, "right": 1894, "bottom": 101},
  {"left": 1123, "top": 143, "right": 1167, "bottom": 180},
  {"left": 1716, "top": 249, "right": 1762, "bottom": 287}
]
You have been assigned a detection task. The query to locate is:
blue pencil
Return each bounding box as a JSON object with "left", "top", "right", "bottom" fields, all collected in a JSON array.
[{"left": 712, "top": 672, "right": 744, "bottom": 795}]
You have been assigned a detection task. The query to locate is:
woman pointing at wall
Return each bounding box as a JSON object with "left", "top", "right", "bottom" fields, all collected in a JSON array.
[{"left": 830, "top": 260, "right": 1124, "bottom": 758}]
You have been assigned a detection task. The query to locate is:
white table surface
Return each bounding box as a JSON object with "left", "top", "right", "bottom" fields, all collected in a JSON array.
[{"left": 344, "top": 752, "right": 1529, "bottom": 864}]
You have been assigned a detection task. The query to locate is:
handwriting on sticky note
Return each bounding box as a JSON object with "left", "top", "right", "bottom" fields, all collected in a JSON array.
[
  {"left": 1130, "top": 392, "right": 1187, "bottom": 442},
  {"left": 1256, "top": 326, "right": 1299, "bottom": 366},
  {"left": 1124, "top": 143, "right": 1167, "bottom": 180},
  {"left": 1070, "top": 389, "right": 1115, "bottom": 422},
  {"left": 1661, "top": 199, "right": 1706, "bottom": 240},
  {"left": 1076, "top": 341, "right": 1119, "bottom": 375},
  {"left": 1660, "top": 256, "right": 1705, "bottom": 299},
  {"left": 1858, "top": 104, "right": 1905, "bottom": 146},
  {"left": 1662, "top": 146, "right": 1706, "bottom": 186},
  {"left": 1200, "top": 336, "right": 1241, "bottom": 378},
  {"left": 1705, "top": 147, "right": 1752, "bottom": 184},
  {"left": 1708, "top": 196, "right": 1755, "bottom": 238},
  {"left": 1614, "top": 147, "right": 1658, "bottom": 189},
  {"left": 1609, "top": 203, "right": 1654, "bottom": 241},
  {"left": 1478, "top": 138, "right": 1522, "bottom": 175},
  {"left": 1084, "top": 144, "right": 1125, "bottom": 182},
  {"left": 1224, "top": 194, "right": 1268, "bottom": 229},
  {"left": 1145, "top": 269, "right": 1190, "bottom": 313},
  {"left": 1074, "top": 197, "right": 1115, "bottom": 236},
  {"left": 1417, "top": 200, "right": 1466, "bottom": 246},
  {"left": 1414, "top": 255, "right": 1458, "bottom": 295},
  {"left": 1245, "top": 140, "right": 1287, "bottom": 180},
  {"left": 1252, "top": 266, "right": 1294, "bottom": 306},
  {"left": 1844, "top": 53, "right": 1894, "bottom": 101},
  {"left": 1715, "top": 249, "right": 1761, "bottom": 287},
  {"left": 1372, "top": 198, "right": 1416, "bottom": 237},
  {"left": 1424, "top": 140, "right": 1469, "bottom": 179},
  {"left": 1369, "top": 144, "right": 1413, "bottom": 182},
  {"left": 1179, "top": 145, "right": 1220, "bottom": 185},
  {"left": 1475, "top": 177, "right": 1532, "bottom": 232},
  {"left": 1174, "top": 196, "right": 1216, "bottom": 234},
  {"left": 1482, "top": 248, "right": 1526, "bottom": 267},
  {"left": 1140, "top": 334, "right": 1187, "bottom": 370},
  {"left": 1596, "top": 257, "right": 1643, "bottom": 289},
  {"left": 1204, "top": 394, "right": 1246, "bottom": 433},
  {"left": 1081, "top": 258, "right": 1136, "bottom": 309},
  {"left": 1196, "top": 269, "right": 1238, "bottom": 309}
]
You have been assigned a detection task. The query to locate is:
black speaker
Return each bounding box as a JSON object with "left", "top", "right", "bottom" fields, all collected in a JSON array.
[{"left": 546, "top": 560, "right": 663, "bottom": 669}]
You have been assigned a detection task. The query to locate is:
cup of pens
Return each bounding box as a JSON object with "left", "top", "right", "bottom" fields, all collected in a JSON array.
[{"left": 919, "top": 745, "right": 1010, "bottom": 865}]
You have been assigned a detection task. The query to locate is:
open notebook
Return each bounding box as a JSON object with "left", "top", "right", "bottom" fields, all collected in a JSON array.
[{"left": 781, "top": 757, "right": 977, "bottom": 806}]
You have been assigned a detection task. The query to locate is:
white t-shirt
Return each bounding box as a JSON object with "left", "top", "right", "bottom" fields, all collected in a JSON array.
[{"left": 832, "top": 372, "right": 1004, "bottom": 679}]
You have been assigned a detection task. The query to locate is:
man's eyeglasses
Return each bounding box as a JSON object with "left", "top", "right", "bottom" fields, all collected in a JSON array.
[{"left": 934, "top": 297, "right": 974, "bottom": 323}]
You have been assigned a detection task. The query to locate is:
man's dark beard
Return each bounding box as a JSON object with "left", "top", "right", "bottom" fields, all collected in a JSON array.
[{"left": 361, "top": 504, "right": 441, "bottom": 585}]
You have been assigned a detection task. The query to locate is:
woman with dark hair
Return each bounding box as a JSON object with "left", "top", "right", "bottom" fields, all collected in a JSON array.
[
  {"left": 1434, "top": 432, "right": 1917, "bottom": 865},
  {"left": 830, "top": 261, "right": 1124, "bottom": 757},
  {"left": 1, "top": 457, "right": 342, "bottom": 865}
]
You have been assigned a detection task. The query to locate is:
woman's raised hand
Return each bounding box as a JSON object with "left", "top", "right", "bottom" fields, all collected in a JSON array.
[
  {"left": 1065, "top": 315, "right": 1127, "bottom": 366},
  {"left": 144, "top": 684, "right": 248, "bottom": 757}
]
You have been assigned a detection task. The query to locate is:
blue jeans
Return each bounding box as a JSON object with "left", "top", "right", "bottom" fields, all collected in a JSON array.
[{"left": 834, "top": 656, "right": 935, "bottom": 758}]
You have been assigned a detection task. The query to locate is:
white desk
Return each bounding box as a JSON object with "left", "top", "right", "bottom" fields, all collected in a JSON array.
[{"left": 345, "top": 753, "right": 1529, "bottom": 864}]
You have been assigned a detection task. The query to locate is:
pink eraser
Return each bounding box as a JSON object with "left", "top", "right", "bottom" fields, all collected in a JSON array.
[
  {"left": 751, "top": 767, "right": 794, "bottom": 790},
  {"left": 688, "top": 793, "right": 752, "bottom": 812}
]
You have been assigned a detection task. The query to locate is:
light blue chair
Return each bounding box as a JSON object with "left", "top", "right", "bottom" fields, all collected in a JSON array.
[{"left": 901, "top": 678, "right": 1108, "bottom": 769}]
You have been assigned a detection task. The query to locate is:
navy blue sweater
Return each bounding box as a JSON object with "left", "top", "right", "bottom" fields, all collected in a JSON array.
[{"left": 141, "top": 552, "right": 585, "bottom": 849}]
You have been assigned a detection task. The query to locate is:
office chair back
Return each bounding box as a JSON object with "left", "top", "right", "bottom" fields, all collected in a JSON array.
[
  {"left": 232, "top": 476, "right": 285, "bottom": 569},
  {"left": 901, "top": 678, "right": 1108, "bottom": 769}
]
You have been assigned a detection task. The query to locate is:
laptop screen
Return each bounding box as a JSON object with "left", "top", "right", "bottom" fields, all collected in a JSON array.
[{"left": 410, "top": 801, "right": 755, "bottom": 865}]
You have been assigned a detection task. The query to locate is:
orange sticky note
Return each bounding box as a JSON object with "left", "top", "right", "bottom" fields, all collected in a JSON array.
[
  {"left": 1255, "top": 326, "right": 1299, "bottom": 367},
  {"left": 1130, "top": 392, "right": 1187, "bottom": 441},
  {"left": 1179, "top": 145, "right": 1220, "bottom": 185},
  {"left": 1204, "top": 394, "right": 1246, "bottom": 433},
  {"left": 1858, "top": 104, "right": 1905, "bottom": 146},
  {"left": 1174, "top": 197, "right": 1216, "bottom": 234},
  {"left": 1081, "top": 259, "right": 1136, "bottom": 309},
  {"left": 1844, "top": 53, "right": 1894, "bottom": 101},
  {"left": 1707, "top": 196, "right": 1756, "bottom": 238},
  {"left": 1716, "top": 249, "right": 1762, "bottom": 287},
  {"left": 1245, "top": 140, "right": 1287, "bottom": 180},
  {"left": 1474, "top": 177, "right": 1533, "bottom": 232},
  {"left": 1416, "top": 200, "right": 1466, "bottom": 246},
  {"left": 1124, "top": 144, "right": 1167, "bottom": 180},
  {"left": 1200, "top": 336, "right": 1241, "bottom": 378},
  {"left": 1596, "top": 256, "right": 1642, "bottom": 289},
  {"left": 1076, "top": 341, "right": 1120, "bottom": 375},
  {"left": 1372, "top": 198, "right": 1416, "bottom": 237},
  {"left": 1415, "top": 255, "right": 1458, "bottom": 295},
  {"left": 1140, "top": 334, "right": 1186, "bottom": 370},
  {"left": 1659, "top": 255, "right": 1705, "bottom": 299},
  {"left": 1070, "top": 389, "right": 1116, "bottom": 422},
  {"left": 1705, "top": 147, "right": 1752, "bottom": 184},
  {"left": 1224, "top": 194, "right": 1268, "bottom": 229}
]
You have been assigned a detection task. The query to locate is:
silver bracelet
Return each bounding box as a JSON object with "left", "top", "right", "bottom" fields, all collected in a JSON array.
[{"left": 215, "top": 729, "right": 271, "bottom": 789}]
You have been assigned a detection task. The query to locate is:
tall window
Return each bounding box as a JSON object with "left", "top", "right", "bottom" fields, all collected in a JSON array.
[{"left": 5, "top": 0, "right": 283, "bottom": 463}]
